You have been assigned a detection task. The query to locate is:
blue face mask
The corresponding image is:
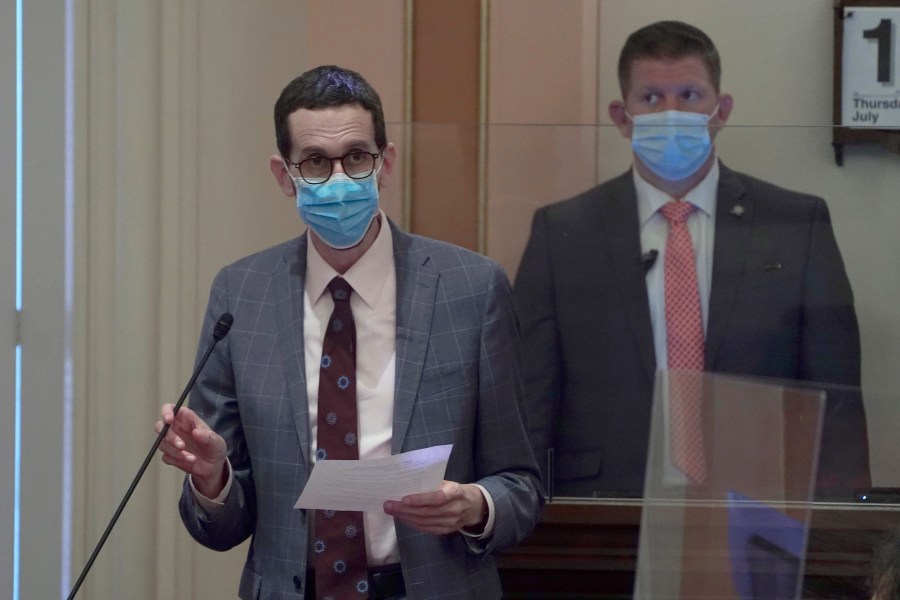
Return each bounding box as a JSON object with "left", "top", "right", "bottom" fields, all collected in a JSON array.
[
  {"left": 628, "top": 108, "right": 717, "bottom": 181},
  {"left": 290, "top": 169, "right": 380, "bottom": 250}
]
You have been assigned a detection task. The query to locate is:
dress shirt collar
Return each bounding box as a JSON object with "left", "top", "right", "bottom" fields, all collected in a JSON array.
[
  {"left": 635, "top": 158, "right": 720, "bottom": 227},
  {"left": 306, "top": 211, "right": 394, "bottom": 310}
]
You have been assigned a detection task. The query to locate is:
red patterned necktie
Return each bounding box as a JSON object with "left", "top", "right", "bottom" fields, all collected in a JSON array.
[
  {"left": 314, "top": 277, "right": 369, "bottom": 598},
  {"left": 660, "top": 201, "right": 707, "bottom": 485}
]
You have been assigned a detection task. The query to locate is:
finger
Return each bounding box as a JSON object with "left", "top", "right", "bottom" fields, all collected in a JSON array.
[
  {"left": 156, "top": 433, "right": 201, "bottom": 470},
  {"left": 168, "top": 413, "right": 202, "bottom": 445},
  {"left": 159, "top": 450, "right": 197, "bottom": 474},
  {"left": 157, "top": 438, "right": 196, "bottom": 466},
  {"left": 384, "top": 497, "right": 466, "bottom": 532},
  {"left": 389, "top": 511, "right": 462, "bottom": 534},
  {"left": 153, "top": 420, "right": 187, "bottom": 456},
  {"left": 154, "top": 419, "right": 183, "bottom": 447},
  {"left": 398, "top": 490, "right": 448, "bottom": 508},
  {"left": 385, "top": 500, "right": 462, "bottom": 523},
  {"left": 158, "top": 444, "right": 195, "bottom": 467},
  {"left": 190, "top": 426, "right": 227, "bottom": 457},
  {"left": 157, "top": 428, "right": 191, "bottom": 454},
  {"left": 398, "top": 480, "right": 462, "bottom": 507},
  {"left": 160, "top": 403, "right": 177, "bottom": 425}
]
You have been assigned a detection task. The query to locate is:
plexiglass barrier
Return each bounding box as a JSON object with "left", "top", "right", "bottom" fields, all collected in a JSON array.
[
  {"left": 511, "top": 372, "right": 900, "bottom": 599},
  {"left": 637, "top": 372, "right": 827, "bottom": 599}
]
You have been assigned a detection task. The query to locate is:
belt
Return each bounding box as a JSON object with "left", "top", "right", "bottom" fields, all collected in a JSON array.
[{"left": 303, "top": 563, "right": 405, "bottom": 599}]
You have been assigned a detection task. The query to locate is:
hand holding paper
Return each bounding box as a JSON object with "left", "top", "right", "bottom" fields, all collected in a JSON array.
[
  {"left": 295, "top": 444, "right": 453, "bottom": 512},
  {"left": 383, "top": 480, "right": 490, "bottom": 536}
]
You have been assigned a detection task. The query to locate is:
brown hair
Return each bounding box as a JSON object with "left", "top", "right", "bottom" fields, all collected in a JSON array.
[
  {"left": 274, "top": 65, "right": 387, "bottom": 159},
  {"left": 618, "top": 21, "right": 722, "bottom": 94}
]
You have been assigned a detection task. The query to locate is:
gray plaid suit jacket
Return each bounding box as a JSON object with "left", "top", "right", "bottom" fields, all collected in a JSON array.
[{"left": 178, "top": 221, "right": 542, "bottom": 599}]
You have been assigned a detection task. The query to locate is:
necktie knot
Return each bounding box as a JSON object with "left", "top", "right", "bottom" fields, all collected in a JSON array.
[
  {"left": 660, "top": 201, "right": 695, "bottom": 224},
  {"left": 328, "top": 277, "right": 352, "bottom": 303}
]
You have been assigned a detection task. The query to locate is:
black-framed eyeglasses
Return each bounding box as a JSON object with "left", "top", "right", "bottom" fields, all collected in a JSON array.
[{"left": 289, "top": 150, "right": 381, "bottom": 184}]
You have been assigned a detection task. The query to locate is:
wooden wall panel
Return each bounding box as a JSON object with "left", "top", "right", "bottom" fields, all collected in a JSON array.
[{"left": 410, "top": 0, "right": 481, "bottom": 250}]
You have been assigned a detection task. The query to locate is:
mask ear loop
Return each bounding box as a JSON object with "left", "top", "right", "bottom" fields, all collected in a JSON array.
[{"left": 282, "top": 158, "right": 301, "bottom": 195}]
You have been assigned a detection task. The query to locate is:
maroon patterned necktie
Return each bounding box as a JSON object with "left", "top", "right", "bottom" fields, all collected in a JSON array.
[
  {"left": 314, "top": 277, "right": 369, "bottom": 598},
  {"left": 660, "top": 201, "right": 707, "bottom": 485}
]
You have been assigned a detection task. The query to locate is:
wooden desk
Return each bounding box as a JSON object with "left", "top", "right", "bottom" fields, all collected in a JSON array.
[{"left": 497, "top": 499, "right": 900, "bottom": 599}]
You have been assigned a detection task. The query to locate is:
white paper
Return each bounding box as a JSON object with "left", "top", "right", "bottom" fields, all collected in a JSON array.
[{"left": 294, "top": 444, "right": 453, "bottom": 511}]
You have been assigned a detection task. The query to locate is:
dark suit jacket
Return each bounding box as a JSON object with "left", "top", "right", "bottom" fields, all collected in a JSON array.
[
  {"left": 513, "top": 164, "right": 870, "bottom": 499},
  {"left": 179, "top": 222, "right": 542, "bottom": 599}
]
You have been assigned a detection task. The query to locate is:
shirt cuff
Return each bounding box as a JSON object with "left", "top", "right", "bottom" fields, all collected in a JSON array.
[
  {"left": 188, "top": 459, "right": 233, "bottom": 515},
  {"left": 459, "top": 483, "right": 495, "bottom": 541}
]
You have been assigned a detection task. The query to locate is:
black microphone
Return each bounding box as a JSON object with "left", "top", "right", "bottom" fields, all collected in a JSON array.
[
  {"left": 213, "top": 312, "right": 234, "bottom": 341},
  {"left": 67, "top": 312, "right": 234, "bottom": 600},
  {"left": 642, "top": 249, "right": 659, "bottom": 273}
]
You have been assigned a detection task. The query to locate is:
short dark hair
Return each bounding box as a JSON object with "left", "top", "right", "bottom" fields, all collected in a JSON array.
[
  {"left": 274, "top": 65, "right": 387, "bottom": 159},
  {"left": 617, "top": 21, "right": 722, "bottom": 95}
]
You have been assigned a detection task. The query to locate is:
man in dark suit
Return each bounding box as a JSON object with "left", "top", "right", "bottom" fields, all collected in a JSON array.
[
  {"left": 513, "top": 21, "right": 870, "bottom": 500},
  {"left": 156, "top": 65, "right": 542, "bottom": 599}
]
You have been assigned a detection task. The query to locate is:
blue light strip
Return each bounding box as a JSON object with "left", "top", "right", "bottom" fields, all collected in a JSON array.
[
  {"left": 15, "top": 0, "right": 22, "bottom": 309},
  {"left": 13, "top": 349, "right": 21, "bottom": 600},
  {"left": 61, "top": 0, "right": 75, "bottom": 594},
  {"left": 14, "top": 0, "right": 23, "bottom": 597}
]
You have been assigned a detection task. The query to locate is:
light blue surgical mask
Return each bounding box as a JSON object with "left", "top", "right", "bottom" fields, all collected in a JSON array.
[
  {"left": 627, "top": 107, "right": 717, "bottom": 181},
  {"left": 289, "top": 167, "right": 381, "bottom": 250}
]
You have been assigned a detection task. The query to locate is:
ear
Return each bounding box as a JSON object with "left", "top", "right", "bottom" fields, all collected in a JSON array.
[
  {"left": 608, "top": 100, "right": 632, "bottom": 139},
  {"left": 714, "top": 93, "right": 734, "bottom": 125},
  {"left": 269, "top": 155, "right": 296, "bottom": 197},
  {"left": 377, "top": 143, "right": 397, "bottom": 187}
]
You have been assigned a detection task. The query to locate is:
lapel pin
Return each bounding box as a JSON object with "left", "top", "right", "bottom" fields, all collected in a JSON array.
[{"left": 730, "top": 204, "right": 745, "bottom": 217}]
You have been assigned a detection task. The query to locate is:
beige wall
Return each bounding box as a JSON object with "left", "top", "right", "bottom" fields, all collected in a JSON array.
[
  {"left": 60, "top": 1, "right": 900, "bottom": 598},
  {"left": 486, "top": 0, "right": 602, "bottom": 275}
]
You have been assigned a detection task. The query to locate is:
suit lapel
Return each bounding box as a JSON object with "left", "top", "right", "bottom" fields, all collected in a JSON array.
[
  {"left": 599, "top": 173, "right": 656, "bottom": 379},
  {"left": 706, "top": 164, "right": 752, "bottom": 368},
  {"left": 273, "top": 235, "right": 312, "bottom": 468},
  {"left": 390, "top": 226, "right": 437, "bottom": 454}
]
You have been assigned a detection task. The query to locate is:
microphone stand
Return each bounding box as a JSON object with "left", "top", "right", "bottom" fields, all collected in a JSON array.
[{"left": 66, "top": 313, "right": 233, "bottom": 600}]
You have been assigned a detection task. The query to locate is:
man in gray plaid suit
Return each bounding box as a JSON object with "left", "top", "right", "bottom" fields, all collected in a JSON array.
[{"left": 155, "top": 65, "right": 542, "bottom": 599}]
